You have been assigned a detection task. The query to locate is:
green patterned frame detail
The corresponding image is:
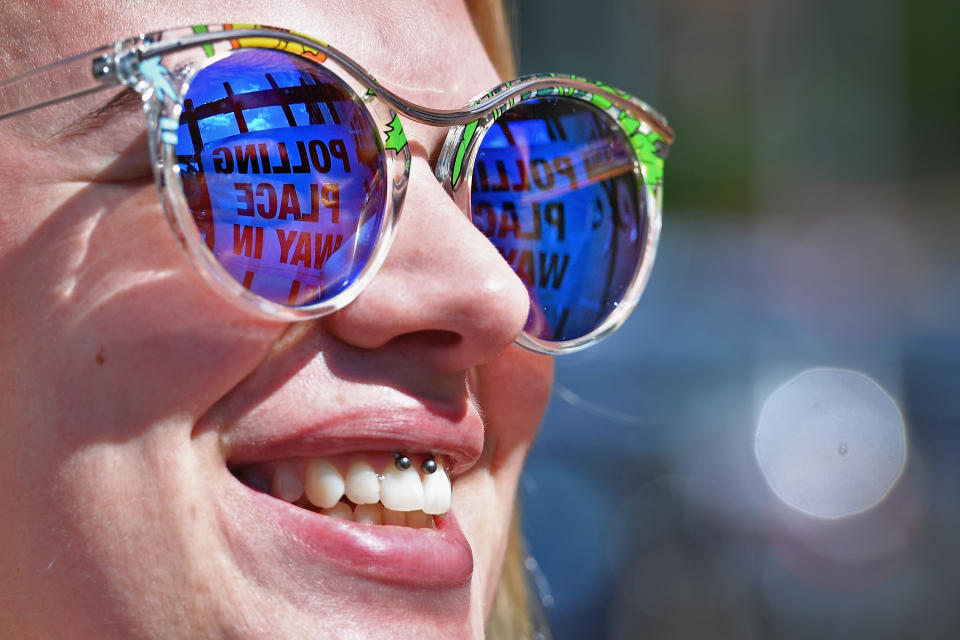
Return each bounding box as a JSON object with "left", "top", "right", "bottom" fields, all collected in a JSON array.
[
  {"left": 436, "top": 72, "right": 672, "bottom": 354},
  {"left": 446, "top": 73, "right": 670, "bottom": 201}
]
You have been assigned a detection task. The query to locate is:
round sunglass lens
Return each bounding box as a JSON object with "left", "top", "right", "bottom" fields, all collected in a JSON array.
[
  {"left": 471, "top": 96, "right": 645, "bottom": 343},
  {"left": 176, "top": 49, "right": 386, "bottom": 308}
]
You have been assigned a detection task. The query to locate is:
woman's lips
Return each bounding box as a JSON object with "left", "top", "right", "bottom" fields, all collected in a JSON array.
[
  {"left": 221, "top": 462, "right": 474, "bottom": 586},
  {"left": 204, "top": 354, "right": 485, "bottom": 588},
  {"left": 215, "top": 409, "right": 484, "bottom": 587}
]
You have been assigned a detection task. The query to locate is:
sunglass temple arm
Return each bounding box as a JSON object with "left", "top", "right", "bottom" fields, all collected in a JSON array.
[{"left": 0, "top": 28, "right": 674, "bottom": 147}]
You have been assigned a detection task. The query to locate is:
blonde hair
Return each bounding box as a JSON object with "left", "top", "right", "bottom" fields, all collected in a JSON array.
[
  {"left": 465, "top": 0, "right": 517, "bottom": 79},
  {"left": 486, "top": 508, "right": 537, "bottom": 639}
]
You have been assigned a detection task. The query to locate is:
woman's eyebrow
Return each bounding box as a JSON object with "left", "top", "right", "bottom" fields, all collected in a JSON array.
[{"left": 52, "top": 88, "right": 142, "bottom": 140}]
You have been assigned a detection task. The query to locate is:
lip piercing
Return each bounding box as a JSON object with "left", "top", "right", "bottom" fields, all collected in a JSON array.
[
  {"left": 421, "top": 456, "right": 437, "bottom": 474},
  {"left": 393, "top": 452, "right": 412, "bottom": 470}
]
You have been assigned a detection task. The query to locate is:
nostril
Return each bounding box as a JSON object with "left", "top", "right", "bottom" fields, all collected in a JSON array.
[{"left": 390, "top": 330, "right": 462, "bottom": 349}]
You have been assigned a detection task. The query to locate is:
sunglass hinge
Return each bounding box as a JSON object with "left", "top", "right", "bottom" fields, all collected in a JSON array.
[
  {"left": 91, "top": 54, "right": 117, "bottom": 83},
  {"left": 91, "top": 38, "right": 145, "bottom": 89}
]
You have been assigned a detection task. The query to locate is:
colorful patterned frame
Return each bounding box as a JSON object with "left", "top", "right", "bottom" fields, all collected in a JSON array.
[
  {"left": 0, "top": 24, "right": 674, "bottom": 354},
  {"left": 436, "top": 73, "right": 672, "bottom": 352}
]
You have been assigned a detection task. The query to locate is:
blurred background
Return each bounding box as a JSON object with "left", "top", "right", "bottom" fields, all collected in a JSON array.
[{"left": 513, "top": 0, "right": 960, "bottom": 638}]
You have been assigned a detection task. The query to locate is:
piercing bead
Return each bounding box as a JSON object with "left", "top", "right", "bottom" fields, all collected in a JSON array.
[
  {"left": 394, "top": 453, "right": 412, "bottom": 470},
  {"left": 421, "top": 457, "right": 437, "bottom": 474}
]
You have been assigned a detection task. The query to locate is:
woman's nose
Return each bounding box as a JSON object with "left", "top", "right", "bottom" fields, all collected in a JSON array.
[{"left": 322, "top": 155, "right": 531, "bottom": 371}]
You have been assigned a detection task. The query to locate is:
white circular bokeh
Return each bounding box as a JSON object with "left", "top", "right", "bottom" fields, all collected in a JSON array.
[{"left": 755, "top": 368, "right": 907, "bottom": 518}]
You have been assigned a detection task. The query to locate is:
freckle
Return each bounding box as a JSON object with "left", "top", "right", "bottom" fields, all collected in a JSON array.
[{"left": 95, "top": 348, "right": 105, "bottom": 366}]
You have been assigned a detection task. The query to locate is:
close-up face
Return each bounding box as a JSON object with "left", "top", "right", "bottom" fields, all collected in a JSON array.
[{"left": 0, "top": 1, "right": 555, "bottom": 638}]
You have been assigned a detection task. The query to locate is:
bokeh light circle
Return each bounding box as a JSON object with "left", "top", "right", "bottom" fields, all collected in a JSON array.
[{"left": 755, "top": 368, "right": 907, "bottom": 518}]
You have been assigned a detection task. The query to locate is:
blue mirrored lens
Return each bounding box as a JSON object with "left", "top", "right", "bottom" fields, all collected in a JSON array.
[
  {"left": 176, "top": 49, "right": 386, "bottom": 307},
  {"left": 471, "top": 97, "right": 645, "bottom": 342}
]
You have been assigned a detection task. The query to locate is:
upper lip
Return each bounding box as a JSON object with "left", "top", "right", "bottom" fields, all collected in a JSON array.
[
  {"left": 221, "top": 406, "right": 484, "bottom": 477},
  {"left": 197, "top": 325, "right": 485, "bottom": 478}
]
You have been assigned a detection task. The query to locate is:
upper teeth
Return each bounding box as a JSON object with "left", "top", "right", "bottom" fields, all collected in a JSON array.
[
  {"left": 380, "top": 465, "right": 425, "bottom": 511},
  {"left": 344, "top": 461, "right": 380, "bottom": 505},
  {"left": 304, "top": 459, "right": 345, "bottom": 509},
  {"left": 267, "top": 455, "right": 452, "bottom": 521}
]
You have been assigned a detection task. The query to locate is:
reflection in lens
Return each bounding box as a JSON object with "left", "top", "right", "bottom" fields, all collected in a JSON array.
[
  {"left": 471, "top": 97, "right": 644, "bottom": 342},
  {"left": 176, "top": 49, "right": 386, "bottom": 307}
]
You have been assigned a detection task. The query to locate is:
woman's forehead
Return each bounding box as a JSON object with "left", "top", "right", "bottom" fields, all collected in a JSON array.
[{"left": 1, "top": 0, "right": 499, "bottom": 109}]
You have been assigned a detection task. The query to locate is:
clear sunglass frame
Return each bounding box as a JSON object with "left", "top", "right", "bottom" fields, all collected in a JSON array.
[
  {"left": 0, "top": 24, "right": 674, "bottom": 355},
  {"left": 143, "top": 29, "right": 412, "bottom": 321},
  {"left": 436, "top": 74, "right": 669, "bottom": 354}
]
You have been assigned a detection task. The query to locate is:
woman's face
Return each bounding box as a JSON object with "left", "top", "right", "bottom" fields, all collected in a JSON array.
[{"left": 0, "top": 2, "right": 552, "bottom": 638}]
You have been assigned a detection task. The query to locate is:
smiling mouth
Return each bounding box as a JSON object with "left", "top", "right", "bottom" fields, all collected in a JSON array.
[{"left": 231, "top": 452, "right": 453, "bottom": 528}]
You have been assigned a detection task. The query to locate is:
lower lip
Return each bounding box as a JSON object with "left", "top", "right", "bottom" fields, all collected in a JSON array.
[{"left": 222, "top": 475, "right": 474, "bottom": 587}]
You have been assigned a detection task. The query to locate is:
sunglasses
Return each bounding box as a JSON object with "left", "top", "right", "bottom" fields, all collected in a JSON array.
[{"left": 0, "top": 24, "right": 673, "bottom": 355}]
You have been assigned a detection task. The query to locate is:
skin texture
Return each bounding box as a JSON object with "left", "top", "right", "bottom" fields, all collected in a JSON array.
[{"left": 0, "top": 1, "right": 553, "bottom": 638}]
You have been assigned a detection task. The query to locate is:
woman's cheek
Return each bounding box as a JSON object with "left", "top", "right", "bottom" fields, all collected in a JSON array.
[
  {"left": 1, "top": 179, "right": 283, "bottom": 447},
  {"left": 0, "top": 172, "right": 282, "bottom": 638},
  {"left": 456, "top": 347, "right": 552, "bottom": 616},
  {"left": 473, "top": 347, "right": 554, "bottom": 461}
]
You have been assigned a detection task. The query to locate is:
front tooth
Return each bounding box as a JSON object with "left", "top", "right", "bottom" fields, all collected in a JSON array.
[
  {"left": 271, "top": 461, "right": 304, "bottom": 503},
  {"left": 304, "top": 459, "right": 344, "bottom": 509},
  {"left": 322, "top": 502, "right": 353, "bottom": 521},
  {"left": 354, "top": 503, "right": 383, "bottom": 525},
  {"left": 345, "top": 461, "right": 380, "bottom": 505},
  {"left": 422, "top": 462, "right": 451, "bottom": 515},
  {"left": 380, "top": 464, "right": 424, "bottom": 512}
]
